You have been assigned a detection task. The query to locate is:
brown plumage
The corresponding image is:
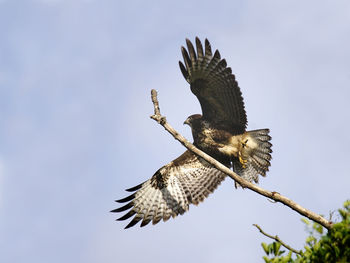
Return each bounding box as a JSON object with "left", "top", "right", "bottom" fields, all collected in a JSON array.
[
  {"left": 112, "top": 151, "right": 226, "bottom": 229},
  {"left": 179, "top": 38, "right": 247, "bottom": 134},
  {"left": 112, "top": 37, "right": 272, "bottom": 228}
]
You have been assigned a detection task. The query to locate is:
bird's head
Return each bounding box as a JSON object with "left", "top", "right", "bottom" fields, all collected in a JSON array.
[{"left": 183, "top": 114, "right": 202, "bottom": 127}]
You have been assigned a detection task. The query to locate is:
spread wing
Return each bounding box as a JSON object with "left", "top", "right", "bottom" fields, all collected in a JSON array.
[
  {"left": 111, "top": 150, "right": 226, "bottom": 229},
  {"left": 179, "top": 37, "right": 247, "bottom": 133}
]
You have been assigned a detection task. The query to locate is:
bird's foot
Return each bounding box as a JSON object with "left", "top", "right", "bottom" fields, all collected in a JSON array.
[{"left": 238, "top": 154, "right": 248, "bottom": 168}]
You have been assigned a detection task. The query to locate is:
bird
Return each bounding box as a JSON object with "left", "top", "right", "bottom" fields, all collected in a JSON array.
[{"left": 112, "top": 37, "right": 272, "bottom": 229}]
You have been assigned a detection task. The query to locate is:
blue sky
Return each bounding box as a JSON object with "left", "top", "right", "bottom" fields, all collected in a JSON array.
[{"left": 1, "top": 1, "right": 349, "bottom": 262}]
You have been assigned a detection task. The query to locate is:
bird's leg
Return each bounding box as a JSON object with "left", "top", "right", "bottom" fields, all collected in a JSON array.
[
  {"left": 238, "top": 153, "right": 248, "bottom": 168},
  {"left": 238, "top": 139, "right": 249, "bottom": 168}
]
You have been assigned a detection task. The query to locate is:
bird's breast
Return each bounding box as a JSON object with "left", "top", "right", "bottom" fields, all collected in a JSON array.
[
  {"left": 194, "top": 126, "right": 244, "bottom": 157},
  {"left": 217, "top": 135, "right": 243, "bottom": 156}
]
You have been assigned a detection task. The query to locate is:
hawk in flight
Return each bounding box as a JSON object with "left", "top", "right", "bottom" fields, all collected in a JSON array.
[{"left": 112, "top": 37, "right": 272, "bottom": 228}]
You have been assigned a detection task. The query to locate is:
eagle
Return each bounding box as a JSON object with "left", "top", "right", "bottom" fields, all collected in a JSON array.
[{"left": 112, "top": 37, "right": 272, "bottom": 229}]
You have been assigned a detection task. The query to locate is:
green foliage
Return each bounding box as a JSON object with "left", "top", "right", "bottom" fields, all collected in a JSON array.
[
  {"left": 261, "top": 241, "right": 293, "bottom": 263},
  {"left": 261, "top": 200, "right": 350, "bottom": 262}
]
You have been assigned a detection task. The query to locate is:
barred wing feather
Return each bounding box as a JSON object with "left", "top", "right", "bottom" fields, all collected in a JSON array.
[
  {"left": 179, "top": 37, "right": 247, "bottom": 133},
  {"left": 111, "top": 150, "right": 226, "bottom": 228}
]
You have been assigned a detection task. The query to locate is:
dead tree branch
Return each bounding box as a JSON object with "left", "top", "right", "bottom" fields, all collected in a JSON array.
[
  {"left": 253, "top": 224, "right": 302, "bottom": 255},
  {"left": 150, "top": 89, "right": 332, "bottom": 230}
]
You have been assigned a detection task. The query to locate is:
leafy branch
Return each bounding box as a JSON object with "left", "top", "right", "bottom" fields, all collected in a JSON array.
[
  {"left": 260, "top": 201, "right": 350, "bottom": 262},
  {"left": 253, "top": 224, "right": 302, "bottom": 255}
]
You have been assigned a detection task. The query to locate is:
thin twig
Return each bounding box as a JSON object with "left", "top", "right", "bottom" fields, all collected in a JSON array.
[
  {"left": 253, "top": 224, "right": 302, "bottom": 255},
  {"left": 151, "top": 89, "right": 161, "bottom": 117},
  {"left": 149, "top": 89, "right": 333, "bottom": 230}
]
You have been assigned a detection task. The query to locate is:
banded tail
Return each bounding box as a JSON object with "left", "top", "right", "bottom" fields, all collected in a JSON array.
[{"left": 233, "top": 129, "right": 272, "bottom": 187}]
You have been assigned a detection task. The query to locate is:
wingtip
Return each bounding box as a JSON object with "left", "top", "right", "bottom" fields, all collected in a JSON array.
[
  {"left": 115, "top": 193, "right": 135, "bottom": 203},
  {"left": 195, "top": 37, "right": 202, "bottom": 46},
  {"left": 179, "top": 61, "right": 189, "bottom": 80},
  {"left": 219, "top": 58, "right": 227, "bottom": 68},
  {"left": 124, "top": 216, "right": 142, "bottom": 229},
  {"left": 181, "top": 46, "right": 191, "bottom": 68},
  {"left": 117, "top": 210, "right": 136, "bottom": 221},
  {"left": 204, "top": 38, "right": 212, "bottom": 57},
  {"left": 213, "top": 49, "right": 221, "bottom": 60},
  {"left": 124, "top": 222, "right": 134, "bottom": 229},
  {"left": 140, "top": 218, "right": 152, "bottom": 227},
  {"left": 111, "top": 202, "right": 133, "bottom": 213},
  {"left": 125, "top": 182, "right": 143, "bottom": 192},
  {"left": 186, "top": 39, "right": 196, "bottom": 59}
]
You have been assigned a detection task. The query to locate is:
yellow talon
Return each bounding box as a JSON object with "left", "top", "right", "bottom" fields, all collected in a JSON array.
[{"left": 239, "top": 154, "right": 248, "bottom": 168}]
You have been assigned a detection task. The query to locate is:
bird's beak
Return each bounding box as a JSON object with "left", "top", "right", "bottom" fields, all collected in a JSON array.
[{"left": 183, "top": 118, "right": 189, "bottom": 126}]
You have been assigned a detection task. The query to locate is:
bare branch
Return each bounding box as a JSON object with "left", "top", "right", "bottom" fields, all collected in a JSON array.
[
  {"left": 253, "top": 224, "right": 302, "bottom": 255},
  {"left": 151, "top": 89, "right": 161, "bottom": 117},
  {"left": 149, "top": 89, "right": 333, "bottom": 230}
]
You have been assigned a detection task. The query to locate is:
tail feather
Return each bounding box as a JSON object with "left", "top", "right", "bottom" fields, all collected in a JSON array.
[{"left": 233, "top": 129, "right": 272, "bottom": 187}]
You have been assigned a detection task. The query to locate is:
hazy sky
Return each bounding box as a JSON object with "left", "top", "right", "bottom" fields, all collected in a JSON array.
[{"left": 1, "top": 1, "right": 349, "bottom": 262}]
